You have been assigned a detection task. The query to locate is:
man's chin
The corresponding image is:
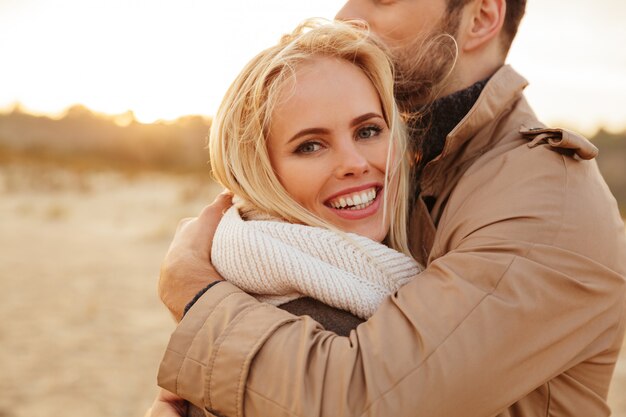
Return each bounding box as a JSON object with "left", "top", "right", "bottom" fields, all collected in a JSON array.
[
  {"left": 390, "top": 35, "right": 459, "bottom": 110},
  {"left": 388, "top": 12, "right": 462, "bottom": 109}
]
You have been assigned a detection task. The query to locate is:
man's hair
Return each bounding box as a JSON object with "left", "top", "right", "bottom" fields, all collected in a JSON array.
[{"left": 446, "top": 0, "right": 527, "bottom": 54}]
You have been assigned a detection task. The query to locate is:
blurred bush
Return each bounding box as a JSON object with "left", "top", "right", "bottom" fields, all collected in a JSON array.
[{"left": 0, "top": 105, "right": 211, "bottom": 175}]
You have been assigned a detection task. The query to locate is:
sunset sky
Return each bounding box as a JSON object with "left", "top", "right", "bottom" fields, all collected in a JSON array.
[{"left": 1, "top": 0, "right": 625, "bottom": 135}]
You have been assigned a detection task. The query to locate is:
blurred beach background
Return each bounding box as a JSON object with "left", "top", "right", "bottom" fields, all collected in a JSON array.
[{"left": 0, "top": 1, "right": 625, "bottom": 416}]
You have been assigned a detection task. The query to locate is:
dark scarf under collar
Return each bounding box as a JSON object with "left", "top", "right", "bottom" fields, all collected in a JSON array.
[{"left": 409, "top": 78, "right": 489, "bottom": 197}]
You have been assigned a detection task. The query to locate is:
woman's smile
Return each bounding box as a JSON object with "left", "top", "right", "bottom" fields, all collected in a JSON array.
[
  {"left": 325, "top": 185, "right": 380, "bottom": 209},
  {"left": 324, "top": 184, "right": 383, "bottom": 221}
]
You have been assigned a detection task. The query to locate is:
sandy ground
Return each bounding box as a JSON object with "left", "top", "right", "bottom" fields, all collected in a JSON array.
[
  {"left": 0, "top": 164, "right": 218, "bottom": 417},
  {"left": 0, "top": 164, "right": 624, "bottom": 417}
]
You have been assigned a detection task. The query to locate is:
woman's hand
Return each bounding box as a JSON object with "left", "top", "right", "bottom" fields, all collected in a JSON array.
[
  {"left": 158, "top": 191, "right": 233, "bottom": 321},
  {"left": 145, "top": 389, "right": 188, "bottom": 417}
]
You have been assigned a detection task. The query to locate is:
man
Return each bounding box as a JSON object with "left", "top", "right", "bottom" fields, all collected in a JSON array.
[{"left": 151, "top": 0, "right": 626, "bottom": 416}]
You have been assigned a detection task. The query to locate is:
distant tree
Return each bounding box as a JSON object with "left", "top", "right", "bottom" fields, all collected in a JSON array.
[{"left": 0, "top": 105, "right": 211, "bottom": 175}]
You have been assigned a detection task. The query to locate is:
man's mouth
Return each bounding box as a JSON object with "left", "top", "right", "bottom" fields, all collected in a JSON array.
[{"left": 326, "top": 187, "right": 380, "bottom": 211}]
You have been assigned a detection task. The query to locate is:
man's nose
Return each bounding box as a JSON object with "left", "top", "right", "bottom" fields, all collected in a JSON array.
[{"left": 334, "top": 144, "right": 370, "bottom": 178}]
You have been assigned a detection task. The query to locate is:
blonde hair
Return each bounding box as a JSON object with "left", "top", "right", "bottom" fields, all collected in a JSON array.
[{"left": 209, "top": 18, "right": 411, "bottom": 256}]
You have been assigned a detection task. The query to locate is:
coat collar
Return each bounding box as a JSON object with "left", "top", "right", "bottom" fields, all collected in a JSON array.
[
  {"left": 408, "top": 66, "right": 529, "bottom": 264},
  {"left": 419, "top": 65, "right": 529, "bottom": 196}
]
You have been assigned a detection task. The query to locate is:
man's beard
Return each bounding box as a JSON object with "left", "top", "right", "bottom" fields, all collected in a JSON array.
[{"left": 389, "top": 13, "right": 462, "bottom": 113}]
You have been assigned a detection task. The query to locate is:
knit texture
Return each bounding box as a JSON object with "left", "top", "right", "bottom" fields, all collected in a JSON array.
[{"left": 212, "top": 207, "right": 423, "bottom": 319}]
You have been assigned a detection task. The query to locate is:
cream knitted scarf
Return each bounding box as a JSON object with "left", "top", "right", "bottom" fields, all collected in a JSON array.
[{"left": 212, "top": 206, "right": 422, "bottom": 319}]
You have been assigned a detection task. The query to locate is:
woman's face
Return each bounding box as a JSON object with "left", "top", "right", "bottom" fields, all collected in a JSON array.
[{"left": 267, "top": 56, "right": 392, "bottom": 242}]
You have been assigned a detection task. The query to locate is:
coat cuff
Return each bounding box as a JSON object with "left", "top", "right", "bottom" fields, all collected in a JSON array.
[{"left": 157, "top": 281, "right": 297, "bottom": 417}]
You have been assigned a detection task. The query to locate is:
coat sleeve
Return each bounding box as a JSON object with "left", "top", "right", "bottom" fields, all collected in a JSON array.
[{"left": 157, "top": 150, "right": 626, "bottom": 417}]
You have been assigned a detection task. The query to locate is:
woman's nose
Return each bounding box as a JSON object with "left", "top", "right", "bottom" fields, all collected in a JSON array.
[{"left": 334, "top": 144, "right": 370, "bottom": 178}]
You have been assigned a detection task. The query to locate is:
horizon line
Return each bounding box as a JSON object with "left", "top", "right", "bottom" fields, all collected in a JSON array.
[{"left": 1, "top": 101, "right": 624, "bottom": 137}]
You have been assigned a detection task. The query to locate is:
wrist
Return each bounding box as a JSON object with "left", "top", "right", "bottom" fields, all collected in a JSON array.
[
  {"left": 183, "top": 280, "right": 224, "bottom": 318},
  {"left": 159, "top": 262, "right": 223, "bottom": 321}
]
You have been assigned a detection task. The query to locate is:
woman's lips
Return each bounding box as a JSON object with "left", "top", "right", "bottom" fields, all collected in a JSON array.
[
  {"left": 326, "top": 186, "right": 378, "bottom": 209},
  {"left": 325, "top": 186, "right": 383, "bottom": 220}
]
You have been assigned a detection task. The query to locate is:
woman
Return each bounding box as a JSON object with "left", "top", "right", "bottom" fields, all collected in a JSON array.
[
  {"left": 151, "top": 19, "right": 422, "bottom": 417},
  {"left": 206, "top": 18, "right": 422, "bottom": 325}
]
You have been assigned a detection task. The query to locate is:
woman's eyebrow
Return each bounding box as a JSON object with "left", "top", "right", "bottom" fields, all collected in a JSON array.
[
  {"left": 287, "top": 112, "right": 384, "bottom": 144},
  {"left": 287, "top": 128, "right": 330, "bottom": 144},
  {"left": 350, "top": 112, "right": 384, "bottom": 127}
]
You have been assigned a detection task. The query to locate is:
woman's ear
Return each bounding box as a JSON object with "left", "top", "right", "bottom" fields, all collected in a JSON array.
[{"left": 461, "top": 0, "right": 506, "bottom": 53}]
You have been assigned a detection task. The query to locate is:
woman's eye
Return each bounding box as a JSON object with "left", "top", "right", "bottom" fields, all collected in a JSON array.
[
  {"left": 357, "top": 125, "right": 383, "bottom": 139},
  {"left": 295, "top": 142, "right": 322, "bottom": 154}
]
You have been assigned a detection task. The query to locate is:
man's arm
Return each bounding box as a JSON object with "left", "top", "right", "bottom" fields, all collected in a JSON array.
[
  {"left": 157, "top": 153, "right": 626, "bottom": 416},
  {"left": 160, "top": 248, "right": 625, "bottom": 417}
]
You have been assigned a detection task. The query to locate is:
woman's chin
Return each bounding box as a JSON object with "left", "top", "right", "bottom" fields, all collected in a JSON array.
[{"left": 330, "top": 218, "right": 388, "bottom": 243}]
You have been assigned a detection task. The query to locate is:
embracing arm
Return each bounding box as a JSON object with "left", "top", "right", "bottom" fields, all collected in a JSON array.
[
  {"left": 159, "top": 247, "right": 625, "bottom": 417},
  {"left": 158, "top": 153, "right": 626, "bottom": 417}
]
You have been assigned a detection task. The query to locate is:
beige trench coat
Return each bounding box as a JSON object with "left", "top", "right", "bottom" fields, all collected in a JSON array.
[{"left": 158, "top": 66, "right": 626, "bottom": 417}]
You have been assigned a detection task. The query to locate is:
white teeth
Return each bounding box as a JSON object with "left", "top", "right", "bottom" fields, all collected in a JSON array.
[{"left": 328, "top": 187, "right": 378, "bottom": 210}]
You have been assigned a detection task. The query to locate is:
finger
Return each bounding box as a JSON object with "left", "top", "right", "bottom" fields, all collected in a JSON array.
[
  {"left": 219, "top": 188, "right": 234, "bottom": 198},
  {"left": 172, "top": 190, "right": 232, "bottom": 240},
  {"left": 213, "top": 190, "right": 234, "bottom": 208},
  {"left": 197, "top": 192, "right": 233, "bottom": 227},
  {"left": 168, "top": 193, "right": 233, "bottom": 257},
  {"left": 158, "top": 388, "right": 185, "bottom": 402},
  {"left": 175, "top": 192, "right": 231, "bottom": 234},
  {"left": 175, "top": 217, "right": 195, "bottom": 233}
]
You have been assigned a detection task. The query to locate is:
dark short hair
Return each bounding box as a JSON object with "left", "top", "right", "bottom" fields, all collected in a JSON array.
[{"left": 446, "top": 0, "right": 527, "bottom": 54}]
